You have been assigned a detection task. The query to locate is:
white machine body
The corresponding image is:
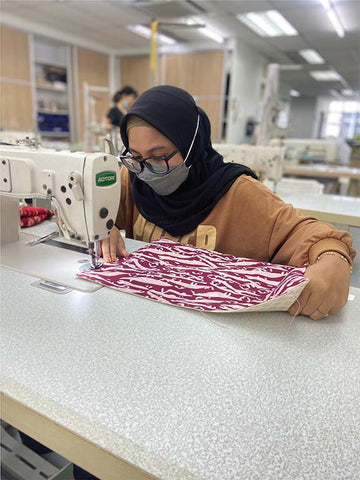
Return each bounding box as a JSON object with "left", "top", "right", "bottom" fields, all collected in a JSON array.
[{"left": 0, "top": 145, "right": 121, "bottom": 245}]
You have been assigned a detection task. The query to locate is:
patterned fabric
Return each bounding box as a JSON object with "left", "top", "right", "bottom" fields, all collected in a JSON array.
[
  {"left": 20, "top": 206, "right": 53, "bottom": 228},
  {"left": 78, "top": 238, "right": 309, "bottom": 313}
]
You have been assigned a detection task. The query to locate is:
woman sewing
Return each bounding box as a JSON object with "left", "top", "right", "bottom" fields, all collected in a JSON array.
[{"left": 101, "top": 85, "right": 355, "bottom": 320}]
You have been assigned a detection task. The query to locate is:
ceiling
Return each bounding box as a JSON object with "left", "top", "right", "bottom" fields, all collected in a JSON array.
[{"left": 1, "top": 0, "right": 359, "bottom": 98}]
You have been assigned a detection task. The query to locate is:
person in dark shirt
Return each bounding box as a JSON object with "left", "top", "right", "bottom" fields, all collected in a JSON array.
[{"left": 105, "top": 86, "right": 138, "bottom": 131}]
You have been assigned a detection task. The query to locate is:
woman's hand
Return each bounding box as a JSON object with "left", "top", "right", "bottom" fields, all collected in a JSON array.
[
  {"left": 100, "top": 227, "right": 129, "bottom": 262},
  {"left": 288, "top": 254, "right": 351, "bottom": 320}
]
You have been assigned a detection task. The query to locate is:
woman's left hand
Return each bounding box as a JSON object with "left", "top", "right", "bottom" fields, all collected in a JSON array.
[{"left": 288, "top": 254, "right": 351, "bottom": 320}]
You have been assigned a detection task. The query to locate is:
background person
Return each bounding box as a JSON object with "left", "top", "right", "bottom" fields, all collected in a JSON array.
[{"left": 104, "top": 85, "right": 138, "bottom": 132}]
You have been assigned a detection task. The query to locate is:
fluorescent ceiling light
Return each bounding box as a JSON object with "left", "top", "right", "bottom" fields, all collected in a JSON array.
[
  {"left": 187, "top": 17, "right": 224, "bottom": 43},
  {"left": 320, "top": 0, "right": 345, "bottom": 38},
  {"left": 299, "top": 49, "right": 325, "bottom": 64},
  {"left": 237, "top": 10, "right": 298, "bottom": 37},
  {"left": 127, "top": 24, "right": 151, "bottom": 39},
  {"left": 341, "top": 89, "right": 353, "bottom": 96},
  {"left": 127, "top": 24, "right": 176, "bottom": 45},
  {"left": 310, "top": 70, "right": 342, "bottom": 81},
  {"left": 266, "top": 11, "right": 297, "bottom": 35},
  {"left": 290, "top": 89, "right": 301, "bottom": 97},
  {"left": 320, "top": 0, "right": 331, "bottom": 8},
  {"left": 327, "top": 9, "right": 345, "bottom": 37},
  {"left": 279, "top": 64, "right": 303, "bottom": 71}
]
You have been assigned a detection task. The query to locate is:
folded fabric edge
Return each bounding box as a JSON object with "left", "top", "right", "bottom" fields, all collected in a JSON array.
[
  {"left": 77, "top": 272, "right": 309, "bottom": 314},
  {"left": 211, "top": 278, "right": 310, "bottom": 314}
]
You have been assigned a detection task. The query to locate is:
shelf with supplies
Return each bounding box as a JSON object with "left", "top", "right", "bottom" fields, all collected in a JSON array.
[{"left": 34, "top": 36, "right": 73, "bottom": 144}]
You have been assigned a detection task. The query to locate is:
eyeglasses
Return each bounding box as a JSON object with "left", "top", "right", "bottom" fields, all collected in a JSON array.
[{"left": 119, "top": 149, "right": 179, "bottom": 175}]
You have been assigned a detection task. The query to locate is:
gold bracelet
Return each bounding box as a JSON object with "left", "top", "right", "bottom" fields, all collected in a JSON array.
[{"left": 317, "top": 251, "right": 352, "bottom": 272}]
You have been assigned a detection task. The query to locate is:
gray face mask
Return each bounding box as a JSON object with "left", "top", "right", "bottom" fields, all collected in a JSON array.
[
  {"left": 135, "top": 114, "right": 200, "bottom": 196},
  {"left": 137, "top": 161, "right": 190, "bottom": 196}
]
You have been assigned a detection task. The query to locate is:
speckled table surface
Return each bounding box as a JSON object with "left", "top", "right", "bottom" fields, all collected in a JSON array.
[{"left": 1, "top": 266, "right": 360, "bottom": 480}]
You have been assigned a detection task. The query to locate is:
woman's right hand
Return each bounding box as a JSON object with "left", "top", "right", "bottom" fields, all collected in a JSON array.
[{"left": 100, "top": 227, "right": 129, "bottom": 262}]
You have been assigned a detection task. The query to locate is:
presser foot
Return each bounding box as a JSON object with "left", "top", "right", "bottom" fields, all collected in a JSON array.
[{"left": 78, "top": 258, "right": 104, "bottom": 272}]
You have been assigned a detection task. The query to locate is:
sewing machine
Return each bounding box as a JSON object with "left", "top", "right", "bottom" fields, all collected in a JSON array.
[{"left": 0, "top": 143, "right": 121, "bottom": 275}]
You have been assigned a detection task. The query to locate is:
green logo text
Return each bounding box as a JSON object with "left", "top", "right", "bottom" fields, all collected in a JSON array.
[{"left": 96, "top": 171, "right": 116, "bottom": 187}]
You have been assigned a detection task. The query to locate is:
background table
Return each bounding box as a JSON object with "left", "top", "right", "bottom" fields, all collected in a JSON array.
[
  {"left": 284, "top": 164, "right": 360, "bottom": 195},
  {"left": 279, "top": 192, "right": 360, "bottom": 227},
  {"left": 284, "top": 164, "right": 360, "bottom": 180}
]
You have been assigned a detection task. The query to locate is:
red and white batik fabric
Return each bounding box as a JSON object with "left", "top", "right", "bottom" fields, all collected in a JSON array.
[
  {"left": 78, "top": 238, "right": 309, "bottom": 313},
  {"left": 20, "top": 206, "right": 54, "bottom": 228}
]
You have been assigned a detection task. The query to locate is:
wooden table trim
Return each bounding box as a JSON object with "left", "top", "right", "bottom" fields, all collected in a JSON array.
[{"left": 284, "top": 166, "right": 360, "bottom": 179}]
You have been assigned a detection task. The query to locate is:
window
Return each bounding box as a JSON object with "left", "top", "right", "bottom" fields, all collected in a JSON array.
[{"left": 324, "top": 101, "right": 360, "bottom": 139}]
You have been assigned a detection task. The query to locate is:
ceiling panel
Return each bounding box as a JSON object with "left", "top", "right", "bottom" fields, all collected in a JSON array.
[
  {"left": 0, "top": 1, "right": 22, "bottom": 12},
  {"left": 71, "top": 2, "right": 150, "bottom": 27},
  {"left": 333, "top": 0, "right": 360, "bottom": 32},
  {"left": 320, "top": 49, "right": 359, "bottom": 68},
  {"left": 301, "top": 31, "right": 359, "bottom": 49},
  {"left": 266, "top": 36, "right": 309, "bottom": 51},
  {"left": 193, "top": 1, "right": 273, "bottom": 15},
  {"left": 32, "top": 3, "right": 111, "bottom": 29},
  {"left": 280, "top": 5, "right": 336, "bottom": 33},
  {"left": 339, "top": 71, "right": 360, "bottom": 89},
  {"left": 271, "top": 0, "right": 320, "bottom": 9},
  {"left": 129, "top": 0, "right": 206, "bottom": 19}
]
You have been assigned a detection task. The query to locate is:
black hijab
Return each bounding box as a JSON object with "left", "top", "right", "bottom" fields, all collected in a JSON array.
[{"left": 120, "top": 85, "right": 257, "bottom": 237}]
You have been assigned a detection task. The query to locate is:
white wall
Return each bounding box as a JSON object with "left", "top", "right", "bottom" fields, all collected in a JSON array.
[
  {"left": 312, "top": 96, "right": 333, "bottom": 138},
  {"left": 226, "top": 40, "right": 266, "bottom": 144},
  {"left": 288, "top": 97, "right": 317, "bottom": 138}
]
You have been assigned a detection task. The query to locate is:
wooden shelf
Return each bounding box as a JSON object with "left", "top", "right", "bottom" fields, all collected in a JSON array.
[
  {"left": 39, "top": 131, "right": 70, "bottom": 137},
  {"left": 37, "top": 109, "right": 69, "bottom": 115},
  {"left": 35, "top": 60, "right": 67, "bottom": 69},
  {"left": 36, "top": 84, "right": 67, "bottom": 92}
]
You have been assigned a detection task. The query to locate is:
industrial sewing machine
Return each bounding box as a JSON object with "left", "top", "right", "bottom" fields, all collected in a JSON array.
[{"left": 0, "top": 142, "right": 121, "bottom": 277}]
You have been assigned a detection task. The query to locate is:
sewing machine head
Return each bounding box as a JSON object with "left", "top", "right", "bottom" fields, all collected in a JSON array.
[{"left": 0, "top": 144, "right": 121, "bottom": 268}]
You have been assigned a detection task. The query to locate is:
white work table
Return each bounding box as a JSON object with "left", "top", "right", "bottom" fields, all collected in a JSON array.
[
  {"left": 279, "top": 192, "right": 360, "bottom": 227},
  {"left": 1, "top": 263, "right": 360, "bottom": 479},
  {"left": 283, "top": 164, "right": 360, "bottom": 196},
  {"left": 284, "top": 164, "right": 360, "bottom": 180}
]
